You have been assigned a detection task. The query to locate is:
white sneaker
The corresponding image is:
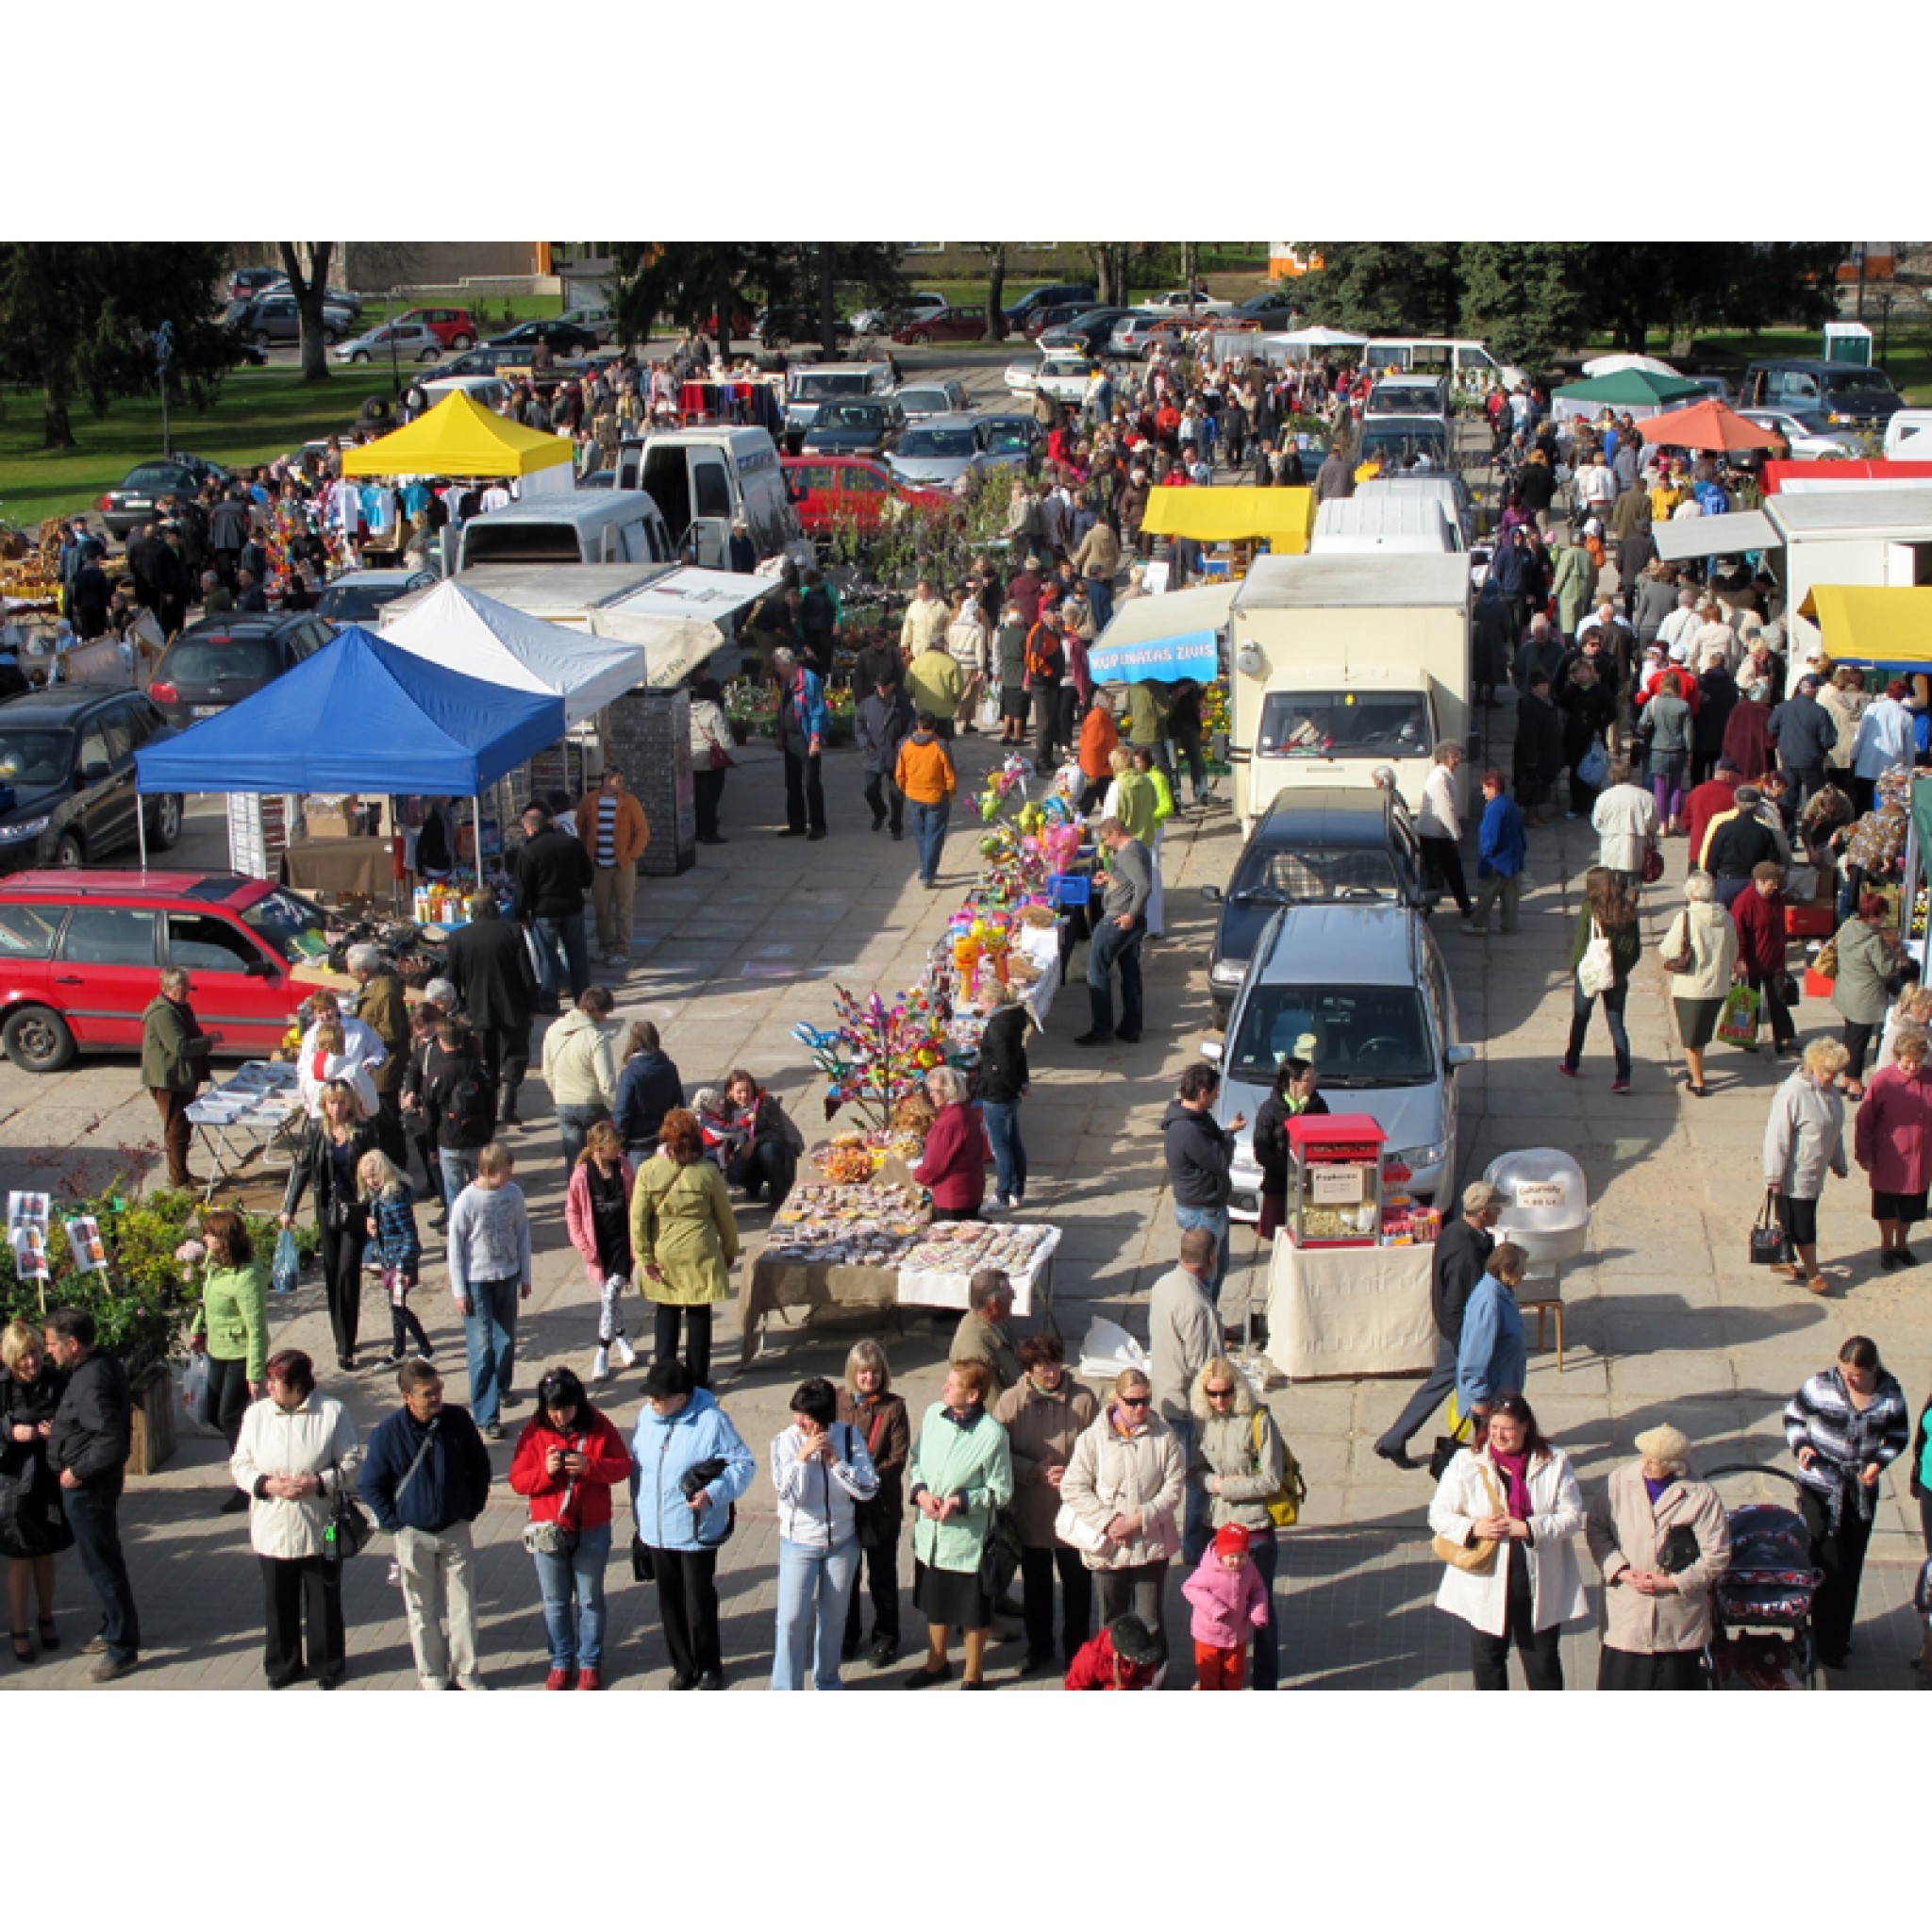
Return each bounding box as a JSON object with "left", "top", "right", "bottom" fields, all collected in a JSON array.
[
  {"left": 591, "top": 1346, "right": 611, "bottom": 1383},
  {"left": 614, "top": 1335, "right": 638, "bottom": 1368},
  {"left": 988, "top": 1197, "right": 1010, "bottom": 1215}
]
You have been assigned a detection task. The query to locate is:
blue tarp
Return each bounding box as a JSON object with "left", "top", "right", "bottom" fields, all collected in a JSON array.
[
  {"left": 1088, "top": 627, "right": 1220, "bottom": 686},
  {"left": 135, "top": 626, "right": 566, "bottom": 796}
]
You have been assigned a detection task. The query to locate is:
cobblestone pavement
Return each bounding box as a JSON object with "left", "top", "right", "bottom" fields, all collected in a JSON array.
[{"left": 4, "top": 525, "right": 1928, "bottom": 1696}]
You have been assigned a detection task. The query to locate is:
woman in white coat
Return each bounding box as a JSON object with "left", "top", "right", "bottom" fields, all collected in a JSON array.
[
  {"left": 230, "top": 1347, "right": 361, "bottom": 1690},
  {"left": 1427, "top": 1392, "right": 1587, "bottom": 1690}
]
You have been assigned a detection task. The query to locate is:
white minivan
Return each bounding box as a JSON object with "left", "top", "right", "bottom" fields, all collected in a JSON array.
[
  {"left": 614, "top": 426, "right": 809, "bottom": 569},
  {"left": 1312, "top": 495, "right": 1460, "bottom": 556},
  {"left": 1362, "top": 337, "right": 1526, "bottom": 392},
  {"left": 457, "top": 493, "right": 675, "bottom": 571}
]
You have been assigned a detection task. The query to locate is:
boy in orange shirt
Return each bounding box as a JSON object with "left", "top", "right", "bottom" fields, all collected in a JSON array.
[{"left": 893, "top": 711, "right": 957, "bottom": 890}]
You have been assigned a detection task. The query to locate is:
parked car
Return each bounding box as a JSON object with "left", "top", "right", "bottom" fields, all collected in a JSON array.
[
  {"left": 226, "top": 267, "right": 279, "bottom": 303},
  {"left": 757, "top": 306, "right": 856, "bottom": 351},
  {"left": 1141, "top": 289, "right": 1234, "bottom": 315},
  {"left": 885, "top": 417, "right": 994, "bottom": 490},
  {"left": 0, "top": 690, "right": 183, "bottom": 885},
  {"left": 1357, "top": 414, "right": 1453, "bottom": 472},
  {"left": 1737, "top": 407, "right": 1857, "bottom": 461},
  {"left": 426, "top": 346, "right": 530, "bottom": 379},
  {"left": 974, "top": 412, "right": 1047, "bottom": 473},
  {"left": 1739, "top": 358, "right": 1904, "bottom": 429},
  {"left": 894, "top": 379, "right": 969, "bottom": 419},
  {"left": 1197, "top": 787, "right": 1426, "bottom": 1023},
  {"left": 1681, "top": 374, "right": 1735, "bottom": 407},
  {"left": 1038, "top": 307, "right": 1138, "bottom": 354},
  {"left": 487, "top": 318, "right": 601, "bottom": 358},
  {"left": 336, "top": 323, "right": 444, "bottom": 365},
  {"left": 781, "top": 457, "right": 952, "bottom": 541},
  {"left": 99, "top": 457, "right": 232, "bottom": 540},
  {"left": 395, "top": 307, "right": 478, "bottom": 350},
  {"left": 312, "top": 569, "right": 438, "bottom": 625},
  {"left": 258, "top": 279, "right": 365, "bottom": 319},
  {"left": 227, "top": 294, "right": 357, "bottom": 347},
  {"left": 558, "top": 306, "right": 617, "bottom": 344},
  {"left": 1107, "top": 313, "right": 1182, "bottom": 359},
  {"left": 1004, "top": 353, "right": 1093, "bottom": 405},
  {"left": 1883, "top": 408, "right": 1932, "bottom": 458},
  {"left": 1003, "top": 283, "right": 1097, "bottom": 330},
  {"left": 782, "top": 362, "right": 898, "bottom": 447},
  {"left": 853, "top": 291, "right": 947, "bottom": 336},
  {"left": 799, "top": 396, "right": 907, "bottom": 457},
  {"left": 1206, "top": 901, "right": 1471, "bottom": 1213},
  {"left": 146, "top": 613, "right": 337, "bottom": 733},
  {"left": 1225, "top": 291, "right": 1300, "bottom": 330},
  {"left": 892, "top": 307, "right": 991, "bottom": 346},
  {"left": 1022, "top": 304, "right": 1090, "bottom": 339},
  {"left": 0, "top": 870, "right": 329, "bottom": 1073}
]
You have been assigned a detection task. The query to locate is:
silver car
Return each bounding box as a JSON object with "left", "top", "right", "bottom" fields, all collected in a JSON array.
[
  {"left": 1204, "top": 902, "right": 1472, "bottom": 1215},
  {"left": 886, "top": 414, "right": 987, "bottom": 489},
  {"left": 895, "top": 379, "right": 969, "bottom": 419}
]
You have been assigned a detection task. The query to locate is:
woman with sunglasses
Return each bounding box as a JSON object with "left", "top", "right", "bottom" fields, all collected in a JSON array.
[
  {"left": 1427, "top": 1392, "right": 1587, "bottom": 1690},
  {"left": 1188, "top": 1356, "right": 1296, "bottom": 1690},
  {"left": 1058, "top": 1367, "right": 1185, "bottom": 1674}
]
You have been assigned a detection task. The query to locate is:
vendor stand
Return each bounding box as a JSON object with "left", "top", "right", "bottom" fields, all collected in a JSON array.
[{"left": 185, "top": 1061, "right": 304, "bottom": 1201}]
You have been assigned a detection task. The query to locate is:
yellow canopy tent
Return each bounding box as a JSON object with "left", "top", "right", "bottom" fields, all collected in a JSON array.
[
  {"left": 340, "top": 391, "right": 575, "bottom": 478},
  {"left": 1139, "top": 486, "right": 1314, "bottom": 552},
  {"left": 1796, "top": 585, "right": 1932, "bottom": 664}
]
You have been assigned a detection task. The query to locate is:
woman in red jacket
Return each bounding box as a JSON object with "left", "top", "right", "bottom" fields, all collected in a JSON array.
[
  {"left": 1731, "top": 861, "right": 1797, "bottom": 1057},
  {"left": 508, "top": 1366, "right": 634, "bottom": 1689},
  {"left": 1855, "top": 1026, "right": 1932, "bottom": 1271},
  {"left": 912, "top": 1066, "right": 987, "bottom": 1223}
]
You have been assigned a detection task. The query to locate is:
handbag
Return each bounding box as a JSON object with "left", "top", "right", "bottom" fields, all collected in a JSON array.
[
  {"left": 1577, "top": 737, "right": 1609, "bottom": 790},
  {"left": 1750, "top": 1187, "right": 1792, "bottom": 1267},
  {"left": 1781, "top": 974, "right": 1801, "bottom": 1008},
  {"left": 1656, "top": 1524, "right": 1702, "bottom": 1575},
  {"left": 1253, "top": 1411, "right": 1307, "bottom": 1529},
  {"left": 1641, "top": 843, "right": 1665, "bottom": 885},
  {"left": 1431, "top": 1462, "right": 1505, "bottom": 1575},
  {"left": 683, "top": 1457, "right": 736, "bottom": 1546},
  {"left": 1658, "top": 913, "right": 1694, "bottom": 977},
  {"left": 1054, "top": 1499, "right": 1113, "bottom": 1555},
  {"left": 523, "top": 1467, "right": 579, "bottom": 1557},
  {"left": 271, "top": 1226, "right": 301, "bottom": 1296},
  {"left": 708, "top": 741, "right": 734, "bottom": 771},
  {"left": 1428, "top": 1393, "right": 1477, "bottom": 1481},
  {"left": 629, "top": 1534, "right": 656, "bottom": 1583},
  {"left": 323, "top": 1462, "right": 374, "bottom": 1565},
  {"left": 852, "top": 1411, "right": 897, "bottom": 1551},
  {"left": 1576, "top": 918, "right": 1615, "bottom": 1000}
]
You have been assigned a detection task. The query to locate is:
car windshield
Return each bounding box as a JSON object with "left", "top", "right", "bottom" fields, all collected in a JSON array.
[
  {"left": 1362, "top": 426, "right": 1449, "bottom": 464},
  {"left": 123, "top": 466, "right": 183, "bottom": 491},
  {"left": 0, "top": 729, "right": 75, "bottom": 788},
  {"left": 1230, "top": 982, "right": 1435, "bottom": 1085},
  {"left": 1232, "top": 844, "right": 1402, "bottom": 905},
  {"left": 1366, "top": 389, "right": 1438, "bottom": 415},
  {"left": 818, "top": 404, "right": 884, "bottom": 430},
  {"left": 899, "top": 427, "right": 976, "bottom": 458},
  {"left": 898, "top": 390, "right": 953, "bottom": 412},
  {"left": 316, "top": 581, "right": 406, "bottom": 622},
  {"left": 1784, "top": 409, "right": 1833, "bottom": 433},
  {"left": 980, "top": 422, "right": 1032, "bottom": 451},
  {"left": 1257, "top": 691, "right": 1430, "bottom": 759},
  {"left": 161, "top": 638, "right": 281, "bottom": 685},
  {"left": 236, "top": 887, "right": 329, "bottom": 962},
  {"left": 1827, "top": 369, "right": 1897, "bottom": 395},
  {"left": 791, "top": 374, "right": 867, "bottom": 402}
]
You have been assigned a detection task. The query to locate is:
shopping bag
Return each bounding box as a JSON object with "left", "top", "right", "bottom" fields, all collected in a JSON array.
[
  {"left": 271, "top": 1226, "right": 302, "bottom": 1296},
  {"left": 179, "top": 1350, "right": 208, "bottom": 1414},
  {"left": 1715, "top": 983, "right": 1761, "bottom": 1046},
  {"left": 1576, "top": 737, "right": 1608, "bottom": 790},
  {"left": 976, "top": 692, "right": 1001, "bottom": 733},
  {"left": 1750, "top": 1188, "right": 1792, "bottom": 1267},
  {"left": 1576, "top": 919, "right": 1615, "bottom": 999}
]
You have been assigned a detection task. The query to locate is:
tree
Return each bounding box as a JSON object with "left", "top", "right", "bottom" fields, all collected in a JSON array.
[
  {"left": 610, "top": 243, "right": 904, "bottom": 360},
  {"left": 275, "top": 244, "right": 335, "bottom": 382},
  {"left": 966, "top": 244, "right": 1010, "bottom": 341},
  {"left": 1457, "top": 243, "right": 1591, "bottom": 371},
  {"left": 1299, "top": 243, "right": 1462, "bottom": 338},
  {"left": 0, "top": 242, "right": 234, "bottom": 449}
]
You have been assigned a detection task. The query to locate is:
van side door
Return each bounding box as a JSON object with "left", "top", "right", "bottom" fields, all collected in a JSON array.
[{"left": 688, "top": 452, "right": 734, "bottom": 567}]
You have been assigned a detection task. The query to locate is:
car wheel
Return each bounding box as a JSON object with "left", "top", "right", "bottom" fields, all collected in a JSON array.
[
  {"left": 911, "top": 330, "right": 932, "bottom": 346},
  {"left": 451, "top": 333, "right": 474, "bottom": 350},
  {"left": 2, "top": 1006, "right": 75, "bottom": 1075},
  {"left": 419, "top": 346, "right": 440, "bottom": 362},
  {"left": 52, "top": 830, "right": 84, "bottom": 868},
  {"left": 251, "top": 329, "right": 272, "bottom": 349},
  {"left": 350, "top": 350, "right": 369, "bottom": 363},
  {"left": 148, "top": 793, "right": 183, "bottom": 850},
  {"left": 323, "top": 327, "right": 341, "bottom": 347}
]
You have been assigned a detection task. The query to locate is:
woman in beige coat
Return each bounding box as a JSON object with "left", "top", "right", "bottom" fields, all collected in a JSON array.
[
  {"left": 1058, "top": 1367, "right": 1185, "bottom": 1670},
  {"left": 1585, "top": 1422, "right": 1732, "bottom": 1690},
  {"left": 1662, "top": 870, "right": 1738, "bottom": 1099},
  {"left": 630, "top": 1108, "right": 740, "bottom": 1391}
]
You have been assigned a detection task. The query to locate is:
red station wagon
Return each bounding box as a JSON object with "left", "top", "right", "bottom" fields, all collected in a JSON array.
[
  {"left": 781, "top": 457, "right": 954, "bottom": 538},
  {"left": 0, "top": 872, "right": 327, "bottom": 1074}
]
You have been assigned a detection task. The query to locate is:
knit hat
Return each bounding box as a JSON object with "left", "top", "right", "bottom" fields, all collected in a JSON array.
[
  {"left": 1108, "top": 1613, "right": 1159, "bottom": 1665},
  {"left": 1215, "top": 1523, "right": 1251, "bottom": 1557},
  {"left": 1634, "top": 1424, "right": 1690, "bottom": 1468}
]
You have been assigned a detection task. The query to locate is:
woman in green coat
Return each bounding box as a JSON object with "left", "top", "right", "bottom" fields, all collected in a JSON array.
[
  {"left": 905, "top": 1358, "right": 1014, "bottom": 1690},
  {"left": 1830, "top": 892, "right": 1901, "bottom": 1095},
  {"left": 192, "top": 1208, "right": 269, "bottom": 1513},
  {"left": 1561, "top": 867, "right": 1643, "bottom": 1091},
  {"left": 630, "top": 1108, "right": 740, "bottom": 1391},
  {"left": 1553, "top": 532, "right": 1596, "bottom": 638}
]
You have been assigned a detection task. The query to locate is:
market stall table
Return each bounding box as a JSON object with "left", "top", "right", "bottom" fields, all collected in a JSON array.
[
  {"left": 278, "top": 838, "right": 397, "bottom": 902},
  {"left": 185, "top": 1061, "right": 305, "bottom": 1202},
  {"left": 1262, "top": 1235, "right": 1436, "bottom": 1381}
]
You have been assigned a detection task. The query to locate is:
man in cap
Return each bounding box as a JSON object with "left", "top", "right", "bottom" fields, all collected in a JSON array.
[
  {"left": 1766, "top": 674, "right": 1838, "bottom": 813},
  {"left": 1701, "top": 782, "right": 1786, "bottom": 907}
]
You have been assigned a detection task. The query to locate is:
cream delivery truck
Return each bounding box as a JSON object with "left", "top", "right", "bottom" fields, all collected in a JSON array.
[{"left": 1227, "top": 552, "right": 1472, "bottom": 829}]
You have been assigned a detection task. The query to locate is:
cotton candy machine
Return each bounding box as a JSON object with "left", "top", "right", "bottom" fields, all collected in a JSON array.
[{"left": 1482, "top": 1148, "right": 1591, "bottom": 1269}]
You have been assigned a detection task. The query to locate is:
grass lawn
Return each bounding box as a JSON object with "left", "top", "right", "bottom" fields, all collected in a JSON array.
[
  {"left": 0, "top": 366, "right": 402, "bottom": 529},
  {"left": 1634, "top": 325, "right": 1932, "bottom": 404}
]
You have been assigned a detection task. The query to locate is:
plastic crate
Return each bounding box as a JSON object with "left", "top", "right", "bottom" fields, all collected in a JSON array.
[
  {"left": 1048, "top": 873, "right": 1091, "bottom": 908},
  {"left": 1785, "top": 903, "right": 1834, "bottom": 939}
]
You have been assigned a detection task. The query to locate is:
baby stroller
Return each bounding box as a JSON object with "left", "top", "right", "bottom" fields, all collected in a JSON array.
[{"left": 1702, "top": 1465, "right": 1824, "bottom": 1690}]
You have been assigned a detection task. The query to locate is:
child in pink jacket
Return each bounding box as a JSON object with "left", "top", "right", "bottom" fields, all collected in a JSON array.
[{"left": 1182, "top": 1523, "right": 1270, "bottom": 1690}]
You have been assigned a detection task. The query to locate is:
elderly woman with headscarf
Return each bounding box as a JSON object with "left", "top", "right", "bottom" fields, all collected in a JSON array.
[{"left": 1585, "top": 1423, "right": 1732, "bottom": 1690}]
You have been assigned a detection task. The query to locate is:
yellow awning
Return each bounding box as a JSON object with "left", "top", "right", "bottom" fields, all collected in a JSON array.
[
  {"left": 340, "top": 391, "right": 575, "bottom": 479},
  {"left": 1139, "top": 486, "right": 1314, "bottom": 551},
  {"left": 1797, "top": 584, "right": 1932, "bottom": 664}
]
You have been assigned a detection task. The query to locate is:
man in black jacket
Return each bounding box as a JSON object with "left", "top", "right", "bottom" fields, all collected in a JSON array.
[
  {"left": 442, "top": 892, "right": 540, "bottom": 1123},
  {"left": 512, "top": 804, "right": 593, "bottom": 1014},
  {"left": 1374, "top": 1182, "right": 1504, "bottom": 1469},
  {"left": 1160, "top": 1062, "right": 1245, "bottom": 1303},
  {"left": 45, "top": 1307, "right": 141, "bottom": 1680},
  {"left": 1766, "top": 675, "right": 1838, "bottom": 811},
  {"left": 359, "top": 1360, "right": 492, "bottom": 1691}
]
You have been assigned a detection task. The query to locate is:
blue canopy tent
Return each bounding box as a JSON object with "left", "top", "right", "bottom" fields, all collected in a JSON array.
[{"left": 133, "top": 625, "right": 567, "bottom": 878}]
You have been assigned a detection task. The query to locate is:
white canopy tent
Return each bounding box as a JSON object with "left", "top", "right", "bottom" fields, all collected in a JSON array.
[
  {"left": 589, "top": 567, "right": 770, "bottom": 687},
  {"left": 1261, "top": 325, "right": 1369, "bottom": 359},
  {"left": 1580, "top": 352, "right": 1681, "bottom": 378},
  {"left": 382, "top": 579, "right": 646, "bottom": 727}
]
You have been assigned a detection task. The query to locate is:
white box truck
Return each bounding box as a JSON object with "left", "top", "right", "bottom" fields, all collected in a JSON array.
[{"left": 1228, "top": 553, "right": 1472, "bottom": 828}]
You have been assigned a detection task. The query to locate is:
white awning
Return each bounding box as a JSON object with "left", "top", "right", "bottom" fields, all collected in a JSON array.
[
  {"left": 1653, "top": 508, "right": 1777, "bottom": 563},
  {"left": 1093, "top": 581, "right": 1239, "bottom": 651}
]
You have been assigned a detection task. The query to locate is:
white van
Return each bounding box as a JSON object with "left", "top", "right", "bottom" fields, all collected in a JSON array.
[
  {"left": 417, "top": 375, "right": 512, "bottom": 412},
  {"left": 1357, "top": 474, "right": 1474, "bottom": 548},
  {"left": 1884, "top": 408, "right": 1932, "bottom": 459},
  {"left": 1365, "top": 374, "right": 1451, "bottom": 423},
  {"left": 1311, "top": 496, "right": 1460, "bottom": 556},
  {"left": 1362, "top": 338, "right": 1526, "bottom": 392},
  {"left": 614, "top": 426, "right": 808, "bottom": 570},
  {"left": 457, "top": 493, "right": 675, "bottom": 571}
]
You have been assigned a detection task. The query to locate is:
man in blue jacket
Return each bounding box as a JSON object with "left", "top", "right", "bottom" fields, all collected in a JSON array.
[
  {"left": 1468, "top": 769, "right": 1528, "bottom": 936},
  {"left": 1457, "top": 1242, "right": 1528, "bottom": 1423},
  {"left": 360, "top": 1360, "right": 493, "bottom": 1691},
  {"left": 773, "top": 646, "right": 831, "bottom": 841}
]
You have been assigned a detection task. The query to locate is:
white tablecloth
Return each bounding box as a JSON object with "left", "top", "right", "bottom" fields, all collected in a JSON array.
[
  {"left": 1264, "top": 1236, "right": 1436, "bottom": 1380},
  {"left": 895, "top": 1224, "right": 1061, "bottom": 1316}
]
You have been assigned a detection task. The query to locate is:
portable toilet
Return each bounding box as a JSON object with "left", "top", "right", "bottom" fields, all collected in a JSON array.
[{"left": 1824, "top": 321, "right": 1874, "bottom": 366}]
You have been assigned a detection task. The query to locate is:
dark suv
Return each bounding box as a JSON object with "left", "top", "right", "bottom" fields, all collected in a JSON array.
[
  {"left": 1740, "top": 358, "right": 1904, "bottom": 430},
  {"left": 146, "top": 612, "right": 337, "bottom": 733},
  {"left": 758, "top": 306, "right": 856, "bottom": 351},
  {"left": 1003, "top": 283, "right": 1097, "bottom": 329},
  {"left": 0, "top": 689, "right": 183, "bottom": 875},
  {"left": 1199, "top": 785, "right": 1424, "bottom": 1022}
]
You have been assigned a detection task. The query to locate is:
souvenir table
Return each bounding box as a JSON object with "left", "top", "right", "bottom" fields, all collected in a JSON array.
[{"left": 184, "top": 1061, "right": 305, "bottom": 1201}]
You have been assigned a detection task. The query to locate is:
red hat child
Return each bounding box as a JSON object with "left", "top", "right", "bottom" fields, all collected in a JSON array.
[{"left": 1215, "top": 1524, "right": 1250, "bottom": 1557}]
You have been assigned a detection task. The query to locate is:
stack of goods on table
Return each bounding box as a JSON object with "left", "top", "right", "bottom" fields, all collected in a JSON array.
[
  {"left": 809, "top": 1093, "right": 937, "bottom": 1179},
  {"left": 763, "top": 1182, "right": 930, "bottom": 1266},
  {"left": 901, "top": 1220, "right": 1056, "bottom": 1277}
]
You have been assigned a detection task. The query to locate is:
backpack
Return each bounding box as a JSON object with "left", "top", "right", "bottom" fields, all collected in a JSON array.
[
  {"left": 1025, "top": 624, "right": 1061, "bottom": 682},
  {"left": 440, "top": 1049, "right": 495, "bottom": 1146}
]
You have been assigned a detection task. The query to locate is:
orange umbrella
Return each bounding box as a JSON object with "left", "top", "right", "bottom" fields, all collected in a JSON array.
[{"left": 1636, "top": 397, "right": 1782, "bottom": 454}]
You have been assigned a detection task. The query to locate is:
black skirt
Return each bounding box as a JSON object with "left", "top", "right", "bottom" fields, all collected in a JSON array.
[
  {"left": 912, "top": 1557, "right": 991, "bottom": 1631},
  {"left": 1595, "top": 1645, "right": 1708, "bottom": 1690},
  {"left": 1871, "top": 1189, "right": 1929, "bottom": 1224}
]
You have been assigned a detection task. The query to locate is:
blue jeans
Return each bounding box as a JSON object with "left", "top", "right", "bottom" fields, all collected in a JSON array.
[
  {"left": 772, "top": 1536, "right": 861, "bottom": 1690},
  {"left": 1170, "top": 1418, "right": 1212, "bottom": 1565},
  {"left": 1086, "top": 575, "right": 1114, "bottom": 632},
  {"left": 63, "top": 1484, "right": 140, "bottom": 1664},
  {"left": 1174, "top": 1203, "right": 1231, "bottom": 1302},
  {"left": 462, "top": 1276, "right": 520, "bottom": 1427},
  {"left": 1564, "top": 978, "right": 1631, "bottom": 1081},
  {"left": 529, "top": 913, "right": 590, "bottom": 1011},
  {"left": 1086, "top": 915, "right": 1145, "bottom": 1039},
  {"left": 556, "top": 1103, "right": 607, "bottom": 1176},
  {"left": 911, "top": 800, "right": 949, "bottom": 885},
  {"left": 981, "top": 1099, "right": 1026, "bottom": 1204},
  {"left": 437, "top": 1146, "right": 479, "bottom": 1210},
  {"left": 531, "top": 1522, "right": 611, "bottom": 1673}
]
